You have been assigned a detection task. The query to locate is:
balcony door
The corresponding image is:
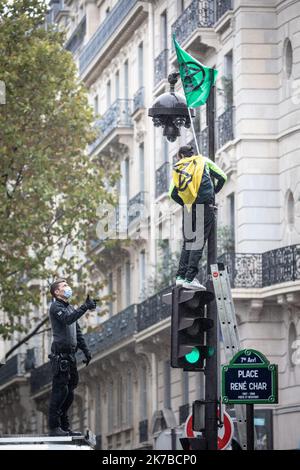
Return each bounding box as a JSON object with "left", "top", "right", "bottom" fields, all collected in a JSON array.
[{"left": 124, "top": 60, "right": 129, "bottom": 100}]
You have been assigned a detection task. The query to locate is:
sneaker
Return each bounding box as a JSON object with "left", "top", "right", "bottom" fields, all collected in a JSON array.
[
  {"left": 183, "top": 278, "right": 206, "bottom": 290},
  {"left": 176, "top": 276, "right": 185, "bottom": 286}
]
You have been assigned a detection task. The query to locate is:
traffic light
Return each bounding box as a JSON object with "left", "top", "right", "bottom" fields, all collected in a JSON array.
[{"left": 171, "top": 286, "right": 215, "bottom": 371}]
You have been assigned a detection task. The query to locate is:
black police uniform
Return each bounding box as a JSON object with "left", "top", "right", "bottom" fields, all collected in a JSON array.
[{"left": 48, "top": 298, "right": 91, "bottom": 431}]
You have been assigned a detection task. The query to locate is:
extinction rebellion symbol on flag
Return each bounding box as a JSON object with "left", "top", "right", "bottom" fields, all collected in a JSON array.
[{"left": 181, "top": 62, "right": 206, "bottom": 94}]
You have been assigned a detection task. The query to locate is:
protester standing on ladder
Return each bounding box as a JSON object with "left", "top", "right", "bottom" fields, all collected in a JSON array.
[{"left": 169, "top": 144, "right": 227, "bottom": 290}]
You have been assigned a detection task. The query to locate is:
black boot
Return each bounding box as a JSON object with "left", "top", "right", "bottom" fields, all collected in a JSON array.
[
  {"left": 61, "top": 414, "right": 82, "bottom": 436},
  {"left": 49, "top": 427, "right": 69, "bottom": 437}
]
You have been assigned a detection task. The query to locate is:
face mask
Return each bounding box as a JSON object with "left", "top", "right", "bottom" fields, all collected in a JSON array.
[{"left": 64, "top": 287, "right": 72, "bottom": 299}]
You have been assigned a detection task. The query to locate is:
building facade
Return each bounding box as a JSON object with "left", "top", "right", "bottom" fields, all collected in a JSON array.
[{"left": 0, "top": 0, "right": 300, "bottom": 450}]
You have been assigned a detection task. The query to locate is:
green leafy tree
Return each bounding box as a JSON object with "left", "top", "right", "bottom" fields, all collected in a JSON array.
[{"left": 0, "top": 0, "right": 119, "bottom": 337}]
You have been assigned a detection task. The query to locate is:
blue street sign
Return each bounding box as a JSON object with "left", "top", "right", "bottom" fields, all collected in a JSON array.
[{"left": 221, "top": 349, "right": 278, "bottom": 405}]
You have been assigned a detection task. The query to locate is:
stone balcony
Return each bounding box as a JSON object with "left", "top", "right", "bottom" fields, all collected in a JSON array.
[
  {"left": 89, "top": 99, "right": 133, "bottom": 155},
  {"left": 79, "top": 0, "right": 147, "bottom": 83}
]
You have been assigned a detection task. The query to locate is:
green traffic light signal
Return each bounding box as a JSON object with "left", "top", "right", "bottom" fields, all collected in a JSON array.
[
  {"left": 170, "top": 287, "right": 215, "bottom": 370},
  {"left": 185, "top": 347, "right": 200, "bottom": 364},
  {"left": 185, "top": 346, "right": 215, "bottom": 365}
]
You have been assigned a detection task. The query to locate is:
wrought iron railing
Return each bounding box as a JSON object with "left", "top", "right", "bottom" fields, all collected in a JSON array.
[
  {"left": 128, "top": 191, "right": 147, "bottom": 224},
  {"left": 89, "top": 99, "right": 133, "bottom": 153},
  {"left": 154, "top": 49, "right": 168, "bottom": 86},
  {"left": 65, "top": 15, "right": 86, "bottom": 53},
  {"left": 0, "top": 354, "right": 26, "bottom": 387},
  {"left": 216, "top": 0, "right": 233, "bottom": 22},
  {"left": 217, "top": 247, "right": 300, "bottom": 288},
  {"left": 137, "top": 286, "right": 171, "bottom": 332},
  {"left": 155, "top": 162, "right": 170, "bottom": 198},
  {"left": 172, "top": 0, "right": 214, "bottom": 46},
  {"left": 198, "top": 248, "right": 300, "bottom": 289},
  {"left": 133, "top": 87, "right": 145, "bottom": 114},
  {"left": 79, "top": 0, "right": 137, "bottom": 72},
  {"left": 218, "top": 253, "right": 263, "bottom": 289},
  {"left": 262, "top": 245, "right": 300, "bottom": 287},
  {"left": 217, "top": 106, "right": 234, "bottom": 149},
  {"left": 82, "top": 304, "right": 137, "bottom": 357}
]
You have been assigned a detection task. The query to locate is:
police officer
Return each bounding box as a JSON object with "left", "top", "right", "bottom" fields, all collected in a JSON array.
[{"left": 48, "top": 278, "right": 97, "bottom": 436}]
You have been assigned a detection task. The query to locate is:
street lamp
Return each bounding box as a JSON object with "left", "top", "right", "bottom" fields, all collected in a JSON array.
[{"left": 148, "top": 72, "right": 195, "bottom": 142}]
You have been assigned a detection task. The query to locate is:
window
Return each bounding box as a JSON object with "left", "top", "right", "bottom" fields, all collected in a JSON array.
[
  {"left": 124, "top": 60, "right": 129, "bottom": 100},
  {"left": 163, "top": 137, "right": 168, "bottom": 163},
  {"left": 108, "top": 380, "right": 113, "bottom": 433},
  {"left": 138, "top": 42, "right": 144, "bottom": 88},
  {"left": 182, "top": 371, "right": 189, "bottom": 404},
  {"left": 116, "top": 267, "right": 122, "bottom": 312},
  {"left": 106, "top": 80, "right": 111, "bottom": 108},
  {"left": 287, "top": 190, "right": 295, "bottom": 226},
  {"left": 178, "top": 0, "right": 185, "bottom": 14},
  {"left": 228, "top": 193, "right": 235, "bottom": 248},
  {"left": 127, "top": 369, "right": 133, "bottom": 426},
  {"left": 139, "top": 250, "right": 146, "bottom": 299},
  {"left": 161, "top": 239, "right": 170, "bottom": 274},
  {"left": 224, "top": 50, "right": 233, "bottom": 78},
  {"left": 117, "top": 376, "right": 123, "bottom": 427},
  {"left": 79, "top": 3, "right": 84, "bottom": 21},
  {"left": 95, "top": 384, "right": 102, "bottom": 434},
  {"left": 164, "top": 360, "right": 171, "bottom": 409},
  {"left": 139, "top": 143, "right": 145, "bottom": 192},
  {"left": 161, "top": 11, "right": 168, "bottom": 50},
  {"left": 108, "top": 273, "right": 113, "bottom": 317},
  {"left": 94, "top": 95, "right": 99, "bottom": 117},
  {"left": 140, "top": 366, "right": 147, "bottom": 421},
  {"left": 223, "top": 51, "right": 233, "bottom": 108},
  {"left": 288, "top": 322, "right": 297, "bottom": 368},
  {"left": 284, "top": 38, "right": 293, "bottom": 78},
  {"left": 125, "top": 158, "right": 130, "bottom": 201},
  {"left": 125, "top": 260, "right": 131, "bottom": 306},
  {"left": 115, "top": 71, "right": 120, "bottom": 100}
]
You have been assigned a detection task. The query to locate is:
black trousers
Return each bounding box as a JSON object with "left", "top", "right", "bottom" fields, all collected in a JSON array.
[
  {"left": 48, "top": 353, "right": 79, "bottom": 430},
  {"left": 176, "top": 203, "right": 215, "bottom": 281}
]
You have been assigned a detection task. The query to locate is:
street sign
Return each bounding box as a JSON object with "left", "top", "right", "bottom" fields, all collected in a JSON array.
[
  {"left": 222, "top": 349, "right": 278, "bottom": 405},
  {"left": 184, "top": 410, "right": 233, "bottom": 450}
]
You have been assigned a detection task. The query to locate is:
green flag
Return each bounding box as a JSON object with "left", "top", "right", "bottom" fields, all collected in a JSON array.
[{"left": 173, "top": 35, "right": 218, "bottom": 107}]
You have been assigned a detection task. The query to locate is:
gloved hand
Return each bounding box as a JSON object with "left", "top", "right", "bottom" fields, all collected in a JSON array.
[
  {"left": 85, "top": 294, "right": 97, "bottom": 311},
  {"left": 83, "top": 351, "right": 92, "bottom": 367}
]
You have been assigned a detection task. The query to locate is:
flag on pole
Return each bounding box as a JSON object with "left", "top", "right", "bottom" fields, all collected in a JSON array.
[{"left": 173, "top": 35, "right": 218, "bottom": 107}]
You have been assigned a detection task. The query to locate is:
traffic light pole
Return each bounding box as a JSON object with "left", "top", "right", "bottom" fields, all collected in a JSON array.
[{"left": 204, "top": 77, "right": 219, "bottom": 450}]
